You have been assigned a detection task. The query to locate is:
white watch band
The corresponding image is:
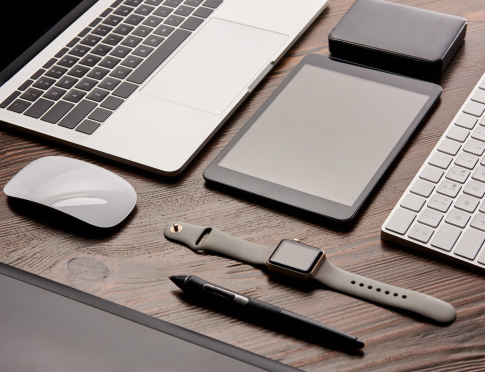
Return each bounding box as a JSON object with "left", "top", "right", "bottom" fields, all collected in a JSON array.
[{"left": 164, "top": 222, "right": 456, "bottom": 323}]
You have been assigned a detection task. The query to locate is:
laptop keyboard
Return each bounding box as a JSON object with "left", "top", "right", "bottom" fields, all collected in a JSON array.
[
  {"left": 0, "top": 0, "right": 223, "bottom": 135},
  {"left": 382, "top": 72, "right": 485, "bottom": 272}
]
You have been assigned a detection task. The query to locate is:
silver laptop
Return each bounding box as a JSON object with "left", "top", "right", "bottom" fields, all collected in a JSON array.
[{"left": 0, "top": 0, "right": 328, "bottom": 176}]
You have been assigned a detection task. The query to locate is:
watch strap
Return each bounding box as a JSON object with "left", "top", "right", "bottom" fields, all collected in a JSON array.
[
  {"left": 315, "top": 260, "right": 456, "bottom": 323},
  {"left": 164, "top": 221, "right": 273, "bottom": 265}
]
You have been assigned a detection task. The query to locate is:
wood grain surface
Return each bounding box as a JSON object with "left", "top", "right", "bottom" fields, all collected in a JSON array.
[{"left": 1, "top": 0, "right": 485, "bottom": 370}]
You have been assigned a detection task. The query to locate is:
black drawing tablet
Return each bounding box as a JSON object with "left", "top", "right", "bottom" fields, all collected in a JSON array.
[{"left": 204, "top": 55, "right": 441, "bottom": 221}]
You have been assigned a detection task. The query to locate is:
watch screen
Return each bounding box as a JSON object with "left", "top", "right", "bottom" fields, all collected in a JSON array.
[{"left": 269, "top": 240, "right": 323, "bottom": 273}]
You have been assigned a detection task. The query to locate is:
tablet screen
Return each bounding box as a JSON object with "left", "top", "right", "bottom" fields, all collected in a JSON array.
[{"left": 219, "top": 64, "right": 429, "bottom": 207}]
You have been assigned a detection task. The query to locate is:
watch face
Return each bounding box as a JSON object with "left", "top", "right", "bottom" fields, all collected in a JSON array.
[{"left": 269, "top": 240, "right": 323, "bottom": 274}]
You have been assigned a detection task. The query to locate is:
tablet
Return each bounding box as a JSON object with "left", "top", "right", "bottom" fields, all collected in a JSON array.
[
  {"left": 0, "top": 263, "right": 296, "bottom": 372},
  {"left": 204, "top": 55, "right": 441, "bottom": 221}
]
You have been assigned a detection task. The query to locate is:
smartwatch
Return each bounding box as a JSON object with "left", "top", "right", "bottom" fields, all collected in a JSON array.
[{"left": 164, "top": 222, "right": 456, "bottom": 323}]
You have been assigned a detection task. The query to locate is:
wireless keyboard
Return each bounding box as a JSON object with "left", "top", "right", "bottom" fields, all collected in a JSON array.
[{"left": 382, "top": 72, "right": 485, "bottom": 272}]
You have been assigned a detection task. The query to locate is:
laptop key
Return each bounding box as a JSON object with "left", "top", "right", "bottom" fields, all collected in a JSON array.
[
  {"left": 454, "top": 228, "right": 485, "bottom": 260},
  {"left": 428, "top": 194, "right": 452, "bottom": 213},
  {"left": 400, "top": 194, "right": 425, "bottom": 212},
  {"left": 143, "top": 15, "right": 164, "bottom": 27},
  {"left": 121, "top": 35, "right": 143, "bottom": 48},
  {"left": 76, "top": 120, "right": 101, "bottom": 135},
  {"left": 33, "top": 77, "right": 56, "bottom": 90},
  {"left": 454, "top": 194, "right": 479, "bottom": 213},
  {"left": 445, "top": 208, "right": 470, "bottom": 228},
  {"left": 455, "top": 152, "right": 479, "bottom": 170},
  {"left": 385, "top": 208, "right": 416, "bottom": 235},
  {"left": 135, "top": 4, "right": 155, "bottom": 15},
  {"left": 113, "top": 24, "right": 134, "bottom": 35},
  {"left": 446, "top": 166, "right": 470, "bottom": 184},
  {"left": 145, "top": 0, "right": 163, "bottom": 5},
  {"left": 185, "top": 0, "right": 202, "bottom": 6},
  {"left": 128, "top": 28, "right": 190, "bottom": 84},
  {"left": 410, "top": 179, "right": 435, "bottom": 198},
  {"left": 89, "top": 18, "right": 102, "bottom": 27},
  {"left": 153, "top": 6, "right": 173, "bottom": 17},
  {"left": 68, "top": 65, "right": 90, "bottom": 78},
  {"left": 175, "top": 5, "right": 194, "bottom": 16},
  {"left": 88, "top": 108, "right": 113, "bottom": 122},
  {"left": 154, "top": 25, "right": 175, "bottom": 36},
  {"left": 69, "top": 45, "right": 91, "bottom": 57},
  {"left": 78, "top": 27, "right": 91, "bottom": 38},
  {"left": 164, "top": 0, "right": 183, "bottom": 7},
  {"left": 7, "top": 99, "right": 31, "bottom": 113},
  {"left": 58, "top": 100, "right": 97, "bottom": 129},
  {"left": 202, "top": 0, "right": 222, "bottom": 8},
  {"left": 67, "top": 37, "right": 81, "bottom": 48},
  {"left": 455, "top": 113, "right": 478, "bottom": 130},
  {"left": 143, "top": 35, "right": 164, "bottom": 47},
  {"left": 80, "top": 35, "right": 102, "bottom": 47},
  {"left": 41, "top": 101, "right": 74, "bottom": 123},
  {"left": 431, "top": 224, "right": 461, "bottom": 252},
  {"left": 463, "top": 180, "right": 485, "bottom": 198},
  {"left": 193, "top": 7, "right": 213, "bottom": 18},
  {"left": 31, "top": 69, "right": 45, "bottom": 80},
  {"left": 124, "top": 0, "right": 143, "bottom": 6},
  {"left": 92, "top": 44, "right": 113, "bottom": 57},
  {"left": 121, "top": 56, "right": 144, "bottom": 68},
  {"left": 99, "top": 56, "right": 121, "bottom": 69},
  {"left": 180, "top": 16, "right": 203, "bottom": 31},
  {"left": 471, "top": 214, "right": 485, "bottom": 232},
  {"left": 18, "top": 80, "right": 34, "bottom": 91},
  {"left": 20, "top": 88, "right": 43, "bottom": 102},
  {"left": 464, "top": 139, "right": 485, "bottom": 156},
  {"left": 75, "top": 78, "right": 98, "bottom": 92},
  {"left": 114, "top": 5, "right": 133, "bottom": 16},
  {"left": 103, "top": 15, "right": 124, "bottom": 27},
  {"left": 58, "top": 55, "right": 80, "bottom": 68},
  {"left": 408, "top": 223, "right": 434, "bottom": 243},
  {"left": 43, "top": 58, "right": 57, "bottom": 69},
  {"left": 418, "top": 208, "right": 443, "bottom": 228},
  {"left": 87, "top": 89, "right": 110, "bottom": 102},
  {"left": 64, "top": 89, "right": 87, "bottom": 103},
  {"left": 43, "top": 87, "right": 67, "bottom": 101},
  {"left": 133, "top": 45, "right": 153, "bottom": 57},
  {"left": 112, "top": 82, "right": 138, "bottom": 98},
  {"left": 1, "top": 92, "right": 21, "bottom": 108},
  {"left": 98, "top": 77, "right": 122, "bottom": 90},
  {"left": 100, "top": 8, "right": 113, "bottom": 17},
  {"left": 79, "top": 54, "right": 102, "bottom": 67},
  {"left": 420, "top": 165, "right": 443, "bottom": 183},
  {"left": 55, "top": 48, "right": 69, "bottom": 59},
  {"left": 24, "top": 99, "right": 54, "bottom": 119},
  {"left": 92, "top": 24, "right": 113, "bottom": 37},
  {"left": 110, "top": 46, "right": 132, "bottom": 59},
  {"left": 110, "top": 66, "right": 133, "bottom": 79},
  {"left": 472, "top": 166, "right": 485, "bottom": 183},
  {"left": 45, "top": 66, "right": 68, "bottom": 79},
  {"left": 164, "top": 15, "right": 185, "bottom": 27},
  {"left": 125, "top": 14, "right": 145, "bottom": 25},
  {"left": 88, "top": 67, "right": 110, "bottom": 80},
  {"left": 436, "top": 179, "right": 461, "bottom": 198},
  {"left": 101, "top": 96, "right": 124, "bottom": 110},
  {"left": 132, "top": 25, "right": 153, "bottom": 37}
]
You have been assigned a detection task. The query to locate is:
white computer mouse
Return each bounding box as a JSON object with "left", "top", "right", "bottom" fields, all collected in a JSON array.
[{"left": 4, "top": 156, "right": 137, "bottom": 228}]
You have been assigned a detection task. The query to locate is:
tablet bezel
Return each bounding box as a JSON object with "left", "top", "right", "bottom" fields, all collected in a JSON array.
[{"left": 204, "top": 55, "right": 441, "bottom": 221}]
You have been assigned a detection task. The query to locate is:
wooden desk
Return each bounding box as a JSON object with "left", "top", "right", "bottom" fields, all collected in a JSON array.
[{"left": 1, "top": 0, "right": 485, "bottom": 370}]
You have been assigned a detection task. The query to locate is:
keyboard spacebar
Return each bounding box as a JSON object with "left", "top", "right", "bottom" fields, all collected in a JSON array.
[{"left": 127, "top": 29, "right": 192, "bottom": 85}]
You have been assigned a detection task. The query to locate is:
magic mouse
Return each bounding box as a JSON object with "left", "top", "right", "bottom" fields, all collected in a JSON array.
[{"left": 4, "top": 156, "right": 137, "bottom": 228}]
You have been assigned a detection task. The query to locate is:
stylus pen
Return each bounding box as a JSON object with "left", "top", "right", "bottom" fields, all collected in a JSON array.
[{"left": 170, "top": 275, "right": 364, "bottom": 349}]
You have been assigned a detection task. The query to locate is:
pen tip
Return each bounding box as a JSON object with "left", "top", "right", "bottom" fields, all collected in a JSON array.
[
  {"left": 355, "top": 339, "right": 365, "bottom": 349},
  {"left": 169, "top": 275, "right": 187, "bottom": 290}
]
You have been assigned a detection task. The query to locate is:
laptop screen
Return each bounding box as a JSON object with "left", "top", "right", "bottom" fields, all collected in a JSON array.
[{"left": 1, "top": 1, "right": 86, "bottom": 75}]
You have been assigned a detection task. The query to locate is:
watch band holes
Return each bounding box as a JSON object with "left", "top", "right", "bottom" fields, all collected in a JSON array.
[
  {"left": 196, "top": 228, "right": 212, "bottom": 246},
  {"left": 385, "top": 291, "right": 390, "bottom": 295},
  {"left": 368, "top": 286, "right": 372, "bottom": 289},
  {"left": 402, "top": 295, "right": 407, "bottom": 299},
  {"left": 359, "top": 283, "right": 364, "bottom": 287},
  {"left": 376, "top": 288, "right": 381, "bottom": 292},
  {"left": 351, "top": 280, "right": 356, "bottom": 284},
  {"left": 393, "top": 293, "right": 398, "bottom": 297}
]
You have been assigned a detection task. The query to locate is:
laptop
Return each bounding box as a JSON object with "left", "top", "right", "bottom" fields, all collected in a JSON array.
[{"left": 0, "top": 0, "right": 328, "bottom": 176}]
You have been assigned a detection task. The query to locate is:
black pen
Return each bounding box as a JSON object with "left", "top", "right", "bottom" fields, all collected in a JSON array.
[{"left": 170, "top": 275, "right": 364, "bottom": 349}]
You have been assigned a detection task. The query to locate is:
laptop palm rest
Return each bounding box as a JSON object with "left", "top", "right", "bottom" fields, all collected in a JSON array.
[{"left": 140, "top": 18, "right": 288, "bottom": 115}]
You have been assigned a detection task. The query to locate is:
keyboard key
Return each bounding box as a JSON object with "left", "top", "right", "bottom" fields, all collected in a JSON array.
[
  {"left": 133, "top": 25, "right": 153, "bottom": 37},
  {"left": 69, "top": 45, "right": 91, "bottom": 57},
  {"left": 479, "top": 250, "right": 485, "bottom": 265},
  {"left": 43, "top": 87, "right": 67, "bottom": 101},
  {"left": 114, "top": 5, "right": 133, "bottom": 16},
  {"left": 76, "top": 120, "right": 101, "bottom": 135},
  {"left": 385, "top": 208, "right": 416, "bottom": 235},
  {"left": 431, "top": 224, "right": 461, "bottom": 252},
  {"left": 58, "top": 55, "right": 80, "bottom": 68},
  {"left": 464, "top": 180, "right": 485, "bottom": 198},
  {"left": 33, "top": 77, "right": 56, "bottom": 90},
  {"left": 436, "top": 179, "right": 461, "bottom": 198},
  {"left": 0, "top": 92, "right": 21, "bottom": 108},
  {"left": 472, "top": 166, "right": 485, "bottom": 183},
  {"left": 455, "top": 113, "right": 477, "bottom": 130},
  {"left": 455, "top": 194, "right": 479, "bottom": 213},
  {"left": 464, "top": 139, "right": 485, "bottom": 156},
  {"left": 193, "top": 7, "right": 213, "bottom": 18},
  {"left": 101, "top": 96, "right": 124, "bottom": 110},
  {"left": 68, "top": 65, "right": 90, "bottom": 78},
  {"left": 143, "top": 15, "right": 164, "bottom": 27},
  {"left": 184, "top": 0, "right": 202, "bottom": 6},
  {"left": 18, "top": 80, "right": 34, "bottom": 91},
  {"left": 121, "top": 55, "right": 144, "bottom": 68},
  {"left": 202, "top": 0, "right": 222, "bottom": 7},
  {"left": 43, "top": 58, "right": 57, "bottom": 69},
  {"left": 438, "top": 139, "right": 461, "bottom": 156},
  {"left": 20, "top": 88, "right": 43, "bottom": 102},
  {"left": 110, "top": 46, "right": 132, "bottom": 59},
  {"left": 90, "top": 18, "right": 102, "bottom": 28},
  {"left": 99, "top": 56, "right": 121, "bottom": 69},
  {"left": 164, "top": 15, "right": 185, "bottom": 26},
  {"left": 87, "top": 67, "right": 110, "bottom": 80},
  {"left": 76, "top": 78, "right": 98, "bottom": 92},
  {"left": 41, "top": 101, "right": 74, "bottom": 123},
  {"left": 124, "top": 0, "right": 142, "bottom": 6},
  {"left": 146, "top": 0, "right": 163, "bottom": 5},
  {"left": 92, "top": 44, "right": 113, "bottom": 57},
  {"left": 128, "top": 29, "right": 190, "bottom": 84},
  {"left": 408, "top": 223, "right": 434, "bottom": 243},
  {"left": 471, "top": 214, "right": 485, "bottom": 232},
  {"left": 153, "top": 6, "right": 173, "bottom": 17},
  {"left": 463, "top": 101, "right": 485, "bottom": 117},
  {"left": 455, "top": 152, "right": 479, "bottom": 170},
  {"left": 125, "top": 14, "right": 145, "bottom": 25},
  {"left": 446, "top": 166, "right": 470, "bottom": 184},
  {"left": 132, "top": 45, "right": 154, "bottom": 57},
  {"left": 471, "top": 89, "right": 485, "bottom": 104},
  {"left": 7, "top": 99, "right": 31, "bottom": 113},
  {"left": 92, "top": 24, "right": 113, "bottom": 37},
  {"left": 30, "top": 70, "right": 45, "bottom": 81},
  {"left": 121, "top": 35, "right": 143, "bottom": 48},
  {"left": 418, "top": 208, "right": 443, "bottom": 228},
  {"left": 428, "top": 194, "right": 452, "bottom": 213},
  {"left": 67, "top": 37, "right": 81, "bottom": 48},
  {"left": 80, "top": 35, "right": 102, "bottom": 47},
  {"left": 79, "top": 54, "right": 102, "bottom": 67},
  {"left": 100, "top": 8, "right": 112, "bottom": 17},
  {"left": 113, "top": 82, "right": 138, "bottom": 98},
  {"left": 98, "top": 77, "right": 122, "bottom": 90},
  {"left": 454, "top": 228, "right": 485, "bottom": 260},
  {"left": 447, "top": 126, "right": 469, "bottom": 142},
  {"left": 87, "top": 89, "right": 110, "bottom": 102},
  {"left": 58, "top": 100, "right": 97, "bottom": 129},
  {"left": 154, "top": 24, "right": 175, "bottom": 36},
  {"left": 446, "top": 208, "right": 470, "bottom": 228},
  {"left": 103, "top": 15, "right": 124, "bottom": 26},
  {"left": 78, "top": 27, "right": 91, "bottom": 38},
  {"left": 429, "top": 152, "right": 452, "bottom": 169},
  {"left": 164, "top": 0, "right": 183, "bottom": 7},
  {"left": 472, "top": 126, "right": 485, "bottom": 142},
  {"left": 180, "top": 16, "right": 204, "bottom": 31},
  {"left": 143, "top": 35, "right": 164, "bottom": 47},
  {"left": 135, "top": 4, "right": 155, "bottom": 15},
  {"left": 55, "top": 48, "right": 69, "bottom": 58},
  {"left": 88, "top": 108, "right": 112, "bottom": 122},
  {"left": 400, "top": 194, "right": 425, "bottom": 212},
  {"left": 420, "top": 165, "right": 443, "bottom": 183},
  {"left": 24, "top": 99, "right": 54, "bottom": 119},
  {"left": 175, "top": 5, "right": 194, "bottom": 16},
  {"left": 64, "top": 89, "right": 86, "bottom": 103},
  {"left": 410, "top": 179, "right": 434, "bottom": 198},
  {"left": 113, "top": 24, "right": 134, "bottom": 36},
  {"left": 45, "top": 66, "right": 68, "bottom": 79}
]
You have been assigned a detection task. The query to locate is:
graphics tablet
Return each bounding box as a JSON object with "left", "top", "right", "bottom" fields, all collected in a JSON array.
[
  {"left": 204, "top": 55, "right": 441, "bottom": 221},
  {"left": 0, "top": 263, "right": 297, "bottom": 372}
]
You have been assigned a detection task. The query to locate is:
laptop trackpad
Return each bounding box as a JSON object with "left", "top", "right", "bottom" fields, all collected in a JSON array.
[{"left": 141, "top": 18, "right": 288, "bottom": 115}]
